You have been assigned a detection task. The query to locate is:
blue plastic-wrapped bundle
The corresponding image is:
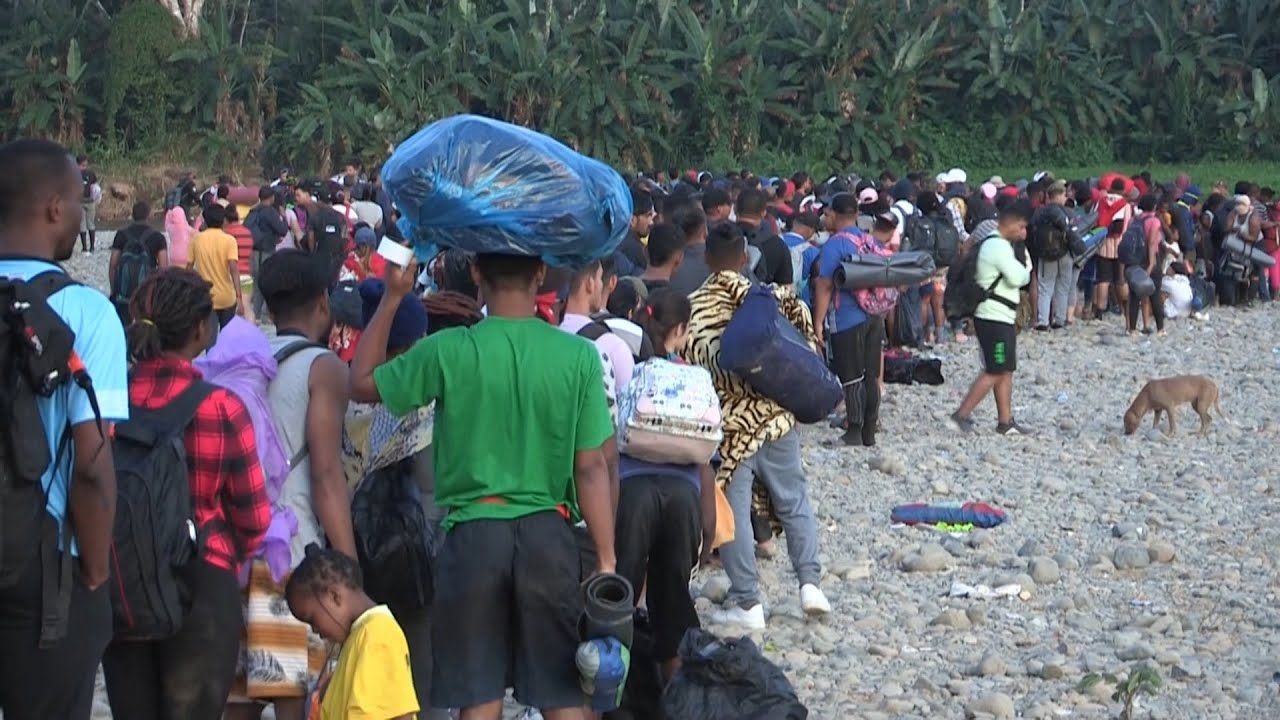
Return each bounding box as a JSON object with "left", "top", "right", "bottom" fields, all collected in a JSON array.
[{"left": 381, "top": 114, "right": 632, "bottom": 267}]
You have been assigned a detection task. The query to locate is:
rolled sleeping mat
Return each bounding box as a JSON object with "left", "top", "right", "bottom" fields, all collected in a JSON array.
[
  {"left": 1124, "top": 265, "right": 1157, "bottom": 298},
  {"left": 1069, "top": 211, "right": 1099, "bottom": 237},
  {"left": 836, "top": 251, "right": 936, "bottom": 290},
  {"left": 1073, "top": 228, "right": 1108, "bottom": 268},
  {"left": 580, "top": 572, "right": 634, "bottom": 649},
  {"left": 227, "top": 185, "right": 260, "bottom": 206},
  {"left": 1222, "top": 235, "right": 1277, "bottom": 267}
]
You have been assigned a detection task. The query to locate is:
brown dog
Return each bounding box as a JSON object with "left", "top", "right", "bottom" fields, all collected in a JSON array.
[{"left": 1123, "top": 375, "right": 1227, "bottom": 436}]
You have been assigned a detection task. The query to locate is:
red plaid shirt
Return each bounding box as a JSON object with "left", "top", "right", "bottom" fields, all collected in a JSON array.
[{"left": 129, "top": 356, "right": 270, "bottom": 574}]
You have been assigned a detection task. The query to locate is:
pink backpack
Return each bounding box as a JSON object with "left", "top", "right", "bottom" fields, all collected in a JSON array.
[{"left": 835, "top": 231, "right": 899, "bottom": 315}]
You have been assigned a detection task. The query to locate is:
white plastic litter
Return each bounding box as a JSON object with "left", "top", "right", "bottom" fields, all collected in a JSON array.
[{"left": 947, "top": 582, "right": 1022, "bottom": 599}]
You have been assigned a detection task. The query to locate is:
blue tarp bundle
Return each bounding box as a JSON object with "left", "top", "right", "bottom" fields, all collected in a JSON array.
[{"left": 381, "top": 114, "right": 632, "bottom": 267}]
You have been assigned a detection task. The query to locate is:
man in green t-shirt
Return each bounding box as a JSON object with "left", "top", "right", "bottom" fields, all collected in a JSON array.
[{"left": 350, "top": 252, "right": 615, "bottom": 720}]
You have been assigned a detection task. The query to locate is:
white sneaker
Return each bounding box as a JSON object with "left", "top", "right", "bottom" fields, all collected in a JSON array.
[
  {"left": 711, "top": 603, "right": 766, "bottom": 629},
  {"left": 518, "top": 709, "right": 544, "bottom": 720},
  {"left": 800, "top": 584, "right": 831, "bottom": 615}
]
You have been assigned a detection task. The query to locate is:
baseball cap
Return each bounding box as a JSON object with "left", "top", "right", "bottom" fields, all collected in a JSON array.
[
  {"left": 889, "top": 178, "right": 914, "bottom": 202},
  {"left": 980, "top": 182, "right": 998, "bottom": 200},
  {"left": 354, "top": 226, "right": 378, "bottom": 247},
  {"left": 858, "top": 187, "right": 879, "bottom": 205},
  {"left": 988, "top": 175, "right": 1006, "bottom": 188},
  {"left": 298, "top": 177, "right": 325, "bottom": 195}
]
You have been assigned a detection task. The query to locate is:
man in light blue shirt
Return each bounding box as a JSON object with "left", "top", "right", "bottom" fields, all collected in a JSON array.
[{"left": 0, "top": 139, "right": 127, "bottom": 720}]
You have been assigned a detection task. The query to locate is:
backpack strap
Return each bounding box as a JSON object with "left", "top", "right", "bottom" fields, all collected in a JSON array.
[
  {"left": 576, "top": 320, "right": 611, "bottom": 342},
  {"left": 976, "top": 236, "right": 1020, "bottom": 311},
  {"left": 26, "top": 269, "right": 81, "bottom": 296},
  {"left": 273, "top": 339, "right": 327, "bottom": 468},
  {"left": 130, "top": 380, "right": 217, "bottom": 436}
]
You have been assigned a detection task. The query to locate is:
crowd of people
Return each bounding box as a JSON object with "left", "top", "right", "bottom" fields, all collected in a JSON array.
[{"left": 4, "top": 135, "right": 1276, "bottom": 720}]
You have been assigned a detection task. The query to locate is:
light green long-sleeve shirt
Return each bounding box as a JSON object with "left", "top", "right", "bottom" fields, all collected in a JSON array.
[{"left": 974, "top": 234, "right": 1030, "bottom": 325}]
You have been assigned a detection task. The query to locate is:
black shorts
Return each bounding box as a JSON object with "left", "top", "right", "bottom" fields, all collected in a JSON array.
[
  {"left": 974, "top": 318, "right": 1017, "bottom": 374},
  {"left": 430, "top": 512, "right": 585, "bottom": 711},
  {"left": 1094, "top": 257, "right": 1123, "bottom": 284}
]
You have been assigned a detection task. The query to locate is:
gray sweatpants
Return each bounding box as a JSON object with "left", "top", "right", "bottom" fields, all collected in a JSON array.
[
  {"left": 721, "top": 429, "right": 822, "bottom": 609},
  {"left": 1037, "top": 255, "right": 1073, "bottom": 327}
]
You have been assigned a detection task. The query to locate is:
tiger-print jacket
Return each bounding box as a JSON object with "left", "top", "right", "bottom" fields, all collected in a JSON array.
[{"left": 681, "top": 270, "right": 819, "bottom": 536}]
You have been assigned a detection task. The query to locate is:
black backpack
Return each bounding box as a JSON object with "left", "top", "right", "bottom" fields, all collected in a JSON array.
[
  {"left": 1118, "top": 220, "right": 1148, "bottom": 266},
  {"left": 352, "top": 457, "right": 437, "bottom": 611},
  {"left": 943, "top": 235, "right": 1018, "bottom": 320},
  {"left": 1031, "top": 208, "right": 1070, "bottom": 262},
  {"left": 109, "top": 380, "right": 214, "bottom": 640},
  {"left": 111, "top": 228, "right": 155, "bottom": 310},
  {"left": 0, "top": 269, "right": 98, "bottom": 647},
  {"left": 0, "top": 271, "right": 91, "bottom": 582},
  {"left": 892, "top": 205, "right": 920, "bottom": 251},
  {"left": 81, "top": 170, "right": 96, "bottom": 201},
  {"left": 930, "top": 213, "right": 961, "bottom": 268}
]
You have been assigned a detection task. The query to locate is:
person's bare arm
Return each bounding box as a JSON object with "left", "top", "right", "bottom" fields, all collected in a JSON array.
[
  {"left": 108, "top": 251, "right": 121, "bottom": 292},
  {"left": 574, "top": 446, "right": 615, "bottom": 575},
  {"left": 155, "top": 248, "right": 169, "bottom": 269},
  {"left": 698, "top": 463, "right": 716, "bottom": 566},
  {"left": 228, "top": 260, "right": 242, "bottom": 310},
  {"left": 307, "top": 354, "right": 355, "bottom": 557},
  {"left": 600, "top": 435, "right": 620, "bottom": 514},
  {"left": 812, "top": 275, "right": 832, "bottom": 346},
  {"left": 68, "top": 420, "right": 115, "bottom": 589},
  {"left": 1146, "top": 222, "right": 1161, "bottom": 275}
]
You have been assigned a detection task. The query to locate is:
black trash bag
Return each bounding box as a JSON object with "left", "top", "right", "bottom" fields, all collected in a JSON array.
[
  {"left": 884, "top": 355, "right": 944, "bottom": 386},
  {"left": 891, "top": 284, "right": 923, "bottom": 348},
  {"left": 352, "top": 458, "right": 436, "bottom": 612},
  {"left": 662, "top": 629, "right": 808, "bottom": 720}
]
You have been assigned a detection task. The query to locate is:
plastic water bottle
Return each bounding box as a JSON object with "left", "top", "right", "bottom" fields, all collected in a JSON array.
[{"left": 1056, "top": 392, "right": 1070, "bottom": 404}]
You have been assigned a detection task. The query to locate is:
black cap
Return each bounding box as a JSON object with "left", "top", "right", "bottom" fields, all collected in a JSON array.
[
  {"left": 829, "top": 192, "right": 860, "bottom": 215},
  {"left": 299, "top": 177, "right": 325, "bottom": 195}
]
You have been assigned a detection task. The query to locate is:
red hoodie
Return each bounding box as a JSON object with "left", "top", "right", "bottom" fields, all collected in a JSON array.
[{"left": 1097, "top": 194, "right": 1132, "bottom": 237}]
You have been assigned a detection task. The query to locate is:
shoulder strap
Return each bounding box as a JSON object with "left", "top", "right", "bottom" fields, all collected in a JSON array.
[
  {"left": 130, "top": 380, "right": 217, "bottom": 435},
  {"left": 274, "top": 339, "right": 326, "bottom": 364},
  {"left": 27, "top": 269, "right": 81, "bottom": 297},
  {"left": 974, "top": 236, "right": 1021, "bottom": 311},
  {"left": 576, "top": 321, "right": 611, "bottom": 342}
]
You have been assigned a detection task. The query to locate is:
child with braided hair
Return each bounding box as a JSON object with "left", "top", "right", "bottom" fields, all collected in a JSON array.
[{"left": 285, "top": 544, "right": 418, "bottom": 720}]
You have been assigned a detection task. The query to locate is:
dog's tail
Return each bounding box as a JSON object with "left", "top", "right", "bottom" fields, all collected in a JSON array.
[{"left": 1214, "top": 396, "right": 1233, "bottom": 424}]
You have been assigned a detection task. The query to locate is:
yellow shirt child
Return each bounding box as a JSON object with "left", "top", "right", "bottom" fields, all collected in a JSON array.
[
  {"left": 285, "top": 545, "right": 419, "bottom": 720},
  {"left": 322, "top": 605, "right": 418, "bottom": 720}
]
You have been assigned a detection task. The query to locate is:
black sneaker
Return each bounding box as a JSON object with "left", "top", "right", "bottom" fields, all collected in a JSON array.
[
  {"left": 1034, "top": 325, "right": 1049, "bottom": 332},
  {"left": 949, "top": 412, "right": 976, "bottom": 433},
  {"left": 996, "top": 420, "right": 1033, "bottom": 436},
  {"left": 1051, "top": 323, "right": 1065, "bottom": 330}
]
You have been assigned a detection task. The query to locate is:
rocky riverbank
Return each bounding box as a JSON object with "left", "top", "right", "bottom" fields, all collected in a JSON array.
[{"left": 56, "top": 239, "right": 1280, "bottom": 719}]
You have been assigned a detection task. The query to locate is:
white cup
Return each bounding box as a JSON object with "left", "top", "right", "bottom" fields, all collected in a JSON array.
[{"left": 377, "top": 237, "right": 414, "bottom": 267}]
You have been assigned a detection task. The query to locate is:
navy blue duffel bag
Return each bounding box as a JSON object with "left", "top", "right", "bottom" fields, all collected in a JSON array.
[{"left": 719, "top": 286, "right": 842, "bottom": 424}]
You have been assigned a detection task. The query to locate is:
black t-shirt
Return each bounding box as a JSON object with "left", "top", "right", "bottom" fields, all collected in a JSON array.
[
  {"left": 741, "top": 221, "right": 793, "bottom": 286},
  {"left": 111, "top": 222, "right": 167, "bottom": 265},
  {"left": 641, "top": 277, "right": 670, "bottom": 293},
  {"left": 306, "top": 207, "right": 348, "bottom": 265}
]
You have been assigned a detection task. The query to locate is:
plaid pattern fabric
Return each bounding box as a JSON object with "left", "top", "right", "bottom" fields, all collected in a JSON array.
[{"left": 129, "top": 356, "right": 271, "bottom": 573}]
